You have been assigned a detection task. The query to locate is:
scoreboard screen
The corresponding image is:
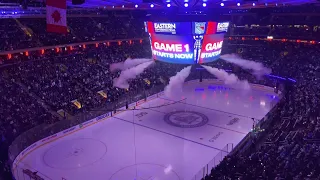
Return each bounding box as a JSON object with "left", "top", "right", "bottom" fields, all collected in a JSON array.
[{"left": 145, "top": 21, "right": 229, "bottom": 64}]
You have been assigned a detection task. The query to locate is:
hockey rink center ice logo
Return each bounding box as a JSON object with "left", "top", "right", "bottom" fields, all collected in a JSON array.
[
  {"left": 154, "top": 23, "right": 176, "bottom": 34},
  {"left": 164, "top": 111, "right": 209, "bottom": 128}
]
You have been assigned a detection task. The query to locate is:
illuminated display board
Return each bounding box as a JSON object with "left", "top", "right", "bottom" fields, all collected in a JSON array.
[
  {"left": 217, "top": 22, "right": 230, "bottom": 33},
  {"left": 145, "top": 21, "right": 228, "bottom": 64}
]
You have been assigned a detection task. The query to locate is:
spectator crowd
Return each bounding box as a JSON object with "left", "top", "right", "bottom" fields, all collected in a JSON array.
[
  {"left": 0, "top": 9, "right": 320, "bottom": 180},
  {"left": 0, "top": 11, "right": 145, "bottom": 51},
  {"left": 202, "top": 36, "right": 320, "bottom": 180}
]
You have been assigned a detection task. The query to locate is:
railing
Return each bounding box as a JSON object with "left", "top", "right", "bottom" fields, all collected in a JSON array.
[
  {"left": 227, "top": 95, "right": 283, "bottom": 157},
  {"left": 192, "top": 143, "right": 234, "bottom": 180}
]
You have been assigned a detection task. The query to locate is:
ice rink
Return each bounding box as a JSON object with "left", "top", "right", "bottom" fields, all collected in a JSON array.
[{"left": 15, "top": 80, "right": 280, "bottom": 180}]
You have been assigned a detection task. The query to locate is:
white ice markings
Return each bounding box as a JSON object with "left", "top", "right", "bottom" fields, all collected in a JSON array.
[{"left": 113, "top": 98, "right": 248, "bottom": 151}]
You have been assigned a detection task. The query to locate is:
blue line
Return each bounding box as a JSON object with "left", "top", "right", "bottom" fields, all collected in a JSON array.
[
  {"left": 158, "top": 97, "right": 255, "bottom": 119},
  {"left": 111, "top": 116, "right": 227, "bottom": 152},
  {"left": 206, "top": 124, "right": 247, "bottom": 135},
  {"left": 197, "top": 68, "right": 296, "bottom": 82}
]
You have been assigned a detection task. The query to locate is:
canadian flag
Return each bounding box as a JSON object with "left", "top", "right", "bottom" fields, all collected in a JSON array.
[{"left": 46, "top": 0, "right": 67, "bottom": 34}]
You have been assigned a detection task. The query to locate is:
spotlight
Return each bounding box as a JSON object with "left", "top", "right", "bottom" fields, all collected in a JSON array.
[
  {"left": 253, "top": 3, "right": 255, "bottom": 6},
  {"left": 265, "top": 3, "right": 268, "bottom": 6},
  {"left": 220, "top": 3, "right": 224, "bottom": 6},
  {"left": 237, "top": 3, "right": 240, "bottom": 6},
  {"left": 135, "top": 4, "right": 138, "bottom": 8},
  {"left": 202, "top": 3, "right": 206, "bottom": 7},
  {"left": 184, "top": 3, "right": 188, "bottom": 7},
  {"left": 150, "top": 4, "right": 154, "bottom": 7},
  {"left": 122, "top": 5, "right": 124, "bottom": 8},
  {"left": 167, "top": 3, "right": 171, "bottom": 7}
]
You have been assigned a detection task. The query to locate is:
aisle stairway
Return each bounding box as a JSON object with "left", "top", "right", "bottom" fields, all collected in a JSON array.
[
  {"left": 14, "top": 19, "right": 43, "bottom": 47},
  {"left": 14, "top": 80, "right": 63, "bottom": 121}
]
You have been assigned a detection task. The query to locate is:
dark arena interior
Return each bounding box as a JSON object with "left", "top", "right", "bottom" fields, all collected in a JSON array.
[{"left": 0, "top": 0, "right": 320, "bottom": 180}]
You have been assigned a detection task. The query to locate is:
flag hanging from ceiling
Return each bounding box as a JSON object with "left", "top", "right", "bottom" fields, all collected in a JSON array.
[{"left": 46, "top": 0, "right": 67, "bottom": 34}]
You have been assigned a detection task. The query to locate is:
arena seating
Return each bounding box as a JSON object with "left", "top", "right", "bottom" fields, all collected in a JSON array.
[
  {"left": 1, "top": 9, "right": 320, "bottom": 180},
  {"left": 202, "top": 43, "right": 320, "bottom": 179},
  {"left": 0, "top": 12, "right": 145, "bottom": 51}
]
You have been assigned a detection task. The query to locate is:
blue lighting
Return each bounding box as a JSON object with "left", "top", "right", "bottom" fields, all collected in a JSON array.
[
  {"left": 184, "top": 3, "right": 188, "bottom": 7},
  {"left": 266, "top": 74, "right": 286, "bottom": 80},
  {"left": 208, "top": 86, "right": 216, "bottom": 90},
  {"left": 288, "top": 78, "right": 297, "bottom": 83},
  {"left": 135, "top": 4, "right": 138, "bottom": 8},
  {"left": 202, "top": 3, "right": 206, "bottom": 7},
  {"left": 195, "top": 88, "right": 204, "bottom": 91},
  {"left": 253, "top": 3, "right": 255, "bottom": 6},
  {"left": 237, "top": 3, "right": 240, "bottom": 6},
  {"left": 167, "top": 3, "right": 171, "bottom": 7},
  {"left": 220, "top": 3, "right": 224, "bottom": 6},
  {"left": 150, "top": 4, "right": 154, "bottom": 8},
  {"left": 265, "top": 3, "right": 268, "bottom": 6}
]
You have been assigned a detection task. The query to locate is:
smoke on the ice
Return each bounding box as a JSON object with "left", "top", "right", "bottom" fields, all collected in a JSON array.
[
  {"left": 164, "top": 66, "right": 192, "bottom": 97},
  {"left": 220, "top": 54, "right": 271, "bottom": 77},
  {"left": 113, "top": 61, "right": 154, "bottom": 89},
  {"left": 110, "top": 58, "right": 153, "bottom": 72},
  {"left": 202, "top": 65, "right": 251, "bottom": 90}
]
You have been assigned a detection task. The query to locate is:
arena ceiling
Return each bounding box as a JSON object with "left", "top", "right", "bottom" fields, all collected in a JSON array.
[{"left": 67, "top": 0, "right": 319, "bottom": 8}]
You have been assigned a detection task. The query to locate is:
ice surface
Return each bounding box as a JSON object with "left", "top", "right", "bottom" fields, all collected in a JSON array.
[{"left": 17, "top": 81, "right": 279, "bottom": 180}]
